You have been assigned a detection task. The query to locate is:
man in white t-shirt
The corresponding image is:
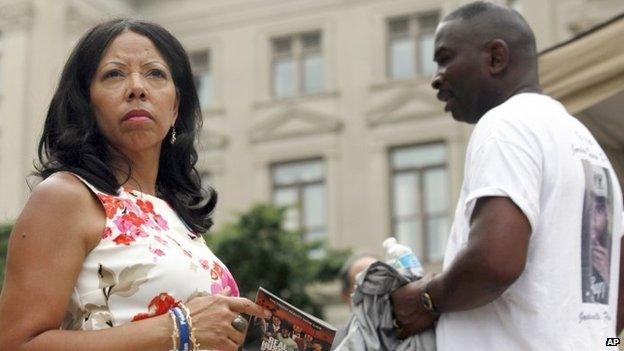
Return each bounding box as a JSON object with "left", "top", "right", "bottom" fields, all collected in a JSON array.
[{"left": 390, "top": 2, "right": 624, "bottom": 350}]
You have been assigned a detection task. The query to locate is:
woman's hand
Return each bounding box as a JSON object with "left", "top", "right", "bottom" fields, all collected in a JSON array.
[{"left": 185, "top": 293, "right": 271, "bottom": 351}]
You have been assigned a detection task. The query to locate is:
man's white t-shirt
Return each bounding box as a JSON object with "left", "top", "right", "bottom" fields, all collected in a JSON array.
[{"left": 436, "top": 93, "right": 623, "bottom": 351}]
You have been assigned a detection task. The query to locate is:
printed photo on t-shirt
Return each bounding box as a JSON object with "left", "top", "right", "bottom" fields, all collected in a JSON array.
[{"left": 580, "top": 160, "right": 614, "bottom": 305}]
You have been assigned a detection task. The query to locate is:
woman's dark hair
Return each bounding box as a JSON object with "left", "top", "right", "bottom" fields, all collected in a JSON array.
[{"left": 36, "top": 18, "right": 217, "bottom": 234}]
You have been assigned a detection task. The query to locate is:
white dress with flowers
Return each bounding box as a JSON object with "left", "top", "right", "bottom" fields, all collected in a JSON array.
[{"left": 61, "top": 173, "right": 239, "bottom": 331}]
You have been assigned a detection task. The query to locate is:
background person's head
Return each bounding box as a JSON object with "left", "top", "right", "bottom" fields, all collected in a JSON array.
[
  {"left": 37, "top": 18, "right": 216, "bottom": 233},
  {"left": 339, "top": 252, "right": 379, "bottom": 307},
  {"left": 292, "top": 324, "right": 302, "bottom": 335},
  {"left": 272, "top": 315, "right": 281, "bottom": 325},
  {"left": 280, "top": 327, "right": 291, "bottom": 339},
  {"left": 590, "top": 167, "right": 610, "bottom": 246},
  {"left": 431, "top": 1, "right": 540, "bottom": 124}
]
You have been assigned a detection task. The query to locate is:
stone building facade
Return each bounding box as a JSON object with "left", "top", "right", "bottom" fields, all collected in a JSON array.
[{"left": 0, "top": 0, "right": 623, "bottom": 324}]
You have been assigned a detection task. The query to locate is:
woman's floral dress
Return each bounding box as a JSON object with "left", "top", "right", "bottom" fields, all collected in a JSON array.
[{"left": 61, "top": 174, "right": 239, "bottom": 332}]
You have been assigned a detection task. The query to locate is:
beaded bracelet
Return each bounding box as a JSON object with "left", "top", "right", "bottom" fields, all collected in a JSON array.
[
  {"left": 171, "top": 307, "right": 191, "bottom": 351},
  {"left": 178, "top": 302, "right": 200, "bottom": 351},
  {"left": 168, "top": 310, "right": 179, "bottom": 351}
]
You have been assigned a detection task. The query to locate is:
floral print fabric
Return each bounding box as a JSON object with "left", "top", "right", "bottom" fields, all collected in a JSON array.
[{"left": 61, "top": 174, "right": 239, "bottom": 332}]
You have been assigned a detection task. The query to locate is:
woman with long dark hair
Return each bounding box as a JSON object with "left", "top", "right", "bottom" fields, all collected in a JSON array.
[{"left": 0, "top": 18, "right": 268, "bottom": 351}]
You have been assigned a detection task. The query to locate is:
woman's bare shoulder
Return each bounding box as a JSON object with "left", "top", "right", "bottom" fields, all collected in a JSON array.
[
  {"left": 25, "top": 172, "right": 105, "bottom": 246},
  {"left": 27, "top": 173, "right": 96, "bottom": 210}
]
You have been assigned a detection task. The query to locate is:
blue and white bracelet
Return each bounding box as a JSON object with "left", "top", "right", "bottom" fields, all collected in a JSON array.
[{"left": 171, "top": 307, "right": 191, "bottom": 351}]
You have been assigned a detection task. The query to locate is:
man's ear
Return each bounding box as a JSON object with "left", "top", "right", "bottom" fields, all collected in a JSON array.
[{"left": 486, "top": 39, "right": 509, "bottom": 75}]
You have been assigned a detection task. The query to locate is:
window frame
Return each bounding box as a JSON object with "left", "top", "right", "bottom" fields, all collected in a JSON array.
[
  {"left": 270, "top": 157, "right": 326, "bottom": 241},
  {"left": 198, "top": 170, "right": 213, "bottom": 191},
  {"left": 507, "top": 0, "right": 522, "bottom": 13},
  {"left": 386, "top": 12, "right": 439, "bottom": 80},
  {"left": 189, "top": 49, "right": 213, "bottom": 110},
  {"left": 389, "top": 141, "right": 449, "bottom": 263},
  {"left": 270, "top": 31, "right": 323, "bottom": 99},
  {"left": 0, "top": 31, "right": 3, "bottom": 99}
]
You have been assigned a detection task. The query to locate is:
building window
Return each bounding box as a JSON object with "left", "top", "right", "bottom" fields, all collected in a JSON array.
[
  {"left": 271, "top": 31, "right": 323, "bottom": 99},
  {"left": 387, "top": 13, "right": 438, "bottom": 80},
  {"left": 199, "top": 171, "right": 213, "bottom": 191},
  {"left": 190, "top": 50, "right": 213, "bottom": 110},
  {"left": 272, "top": 159, "right": 326, "bottom": 243},
  {"left": 507, "top": 0, "right": 522, "bottom": 13},
  {"left": 390, "top": 143, "right": 450, "bottom": 262},
  {"left": 0, "top": 32, "right": 3, "bottom": 97}
]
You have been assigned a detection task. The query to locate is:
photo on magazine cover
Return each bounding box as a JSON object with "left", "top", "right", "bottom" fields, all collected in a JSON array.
[
  {"left": 580, "top": 160, "right": 614, "bottom": 304},
  {"left": 242, "top": 287, "right": 336, "bottom": 351}
]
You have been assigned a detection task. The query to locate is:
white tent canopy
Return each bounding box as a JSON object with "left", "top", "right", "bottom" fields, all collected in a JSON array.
[{"left": 540, "top": 13, "right": 624, "bottom": 187}]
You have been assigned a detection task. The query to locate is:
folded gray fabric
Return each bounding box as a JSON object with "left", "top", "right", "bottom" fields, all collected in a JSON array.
[{"left": 332, "top": 261, "right": 436, "bottom": 351}]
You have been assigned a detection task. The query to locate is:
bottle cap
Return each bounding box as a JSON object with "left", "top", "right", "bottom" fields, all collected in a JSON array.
[{"left": 382, "top": 237, "right": 397, "bottom": 250}]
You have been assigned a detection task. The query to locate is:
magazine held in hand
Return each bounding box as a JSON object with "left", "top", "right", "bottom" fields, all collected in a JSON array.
[{"left": 242, "top": 287, "right": 336, "bottom": 351}]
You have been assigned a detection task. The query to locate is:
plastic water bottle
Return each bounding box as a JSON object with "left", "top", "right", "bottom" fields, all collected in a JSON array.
[{"left": 382, "top": 237, "right": 424, "bottom": 277}]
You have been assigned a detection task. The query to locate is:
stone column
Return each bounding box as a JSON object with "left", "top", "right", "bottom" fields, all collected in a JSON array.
[{"left": 0, "top": 0, "right": 35, "bottom": 221}]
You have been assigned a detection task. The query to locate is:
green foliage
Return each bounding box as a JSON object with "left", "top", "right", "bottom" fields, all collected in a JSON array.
[
  {"left": 0, "top": 223, "right": 13, "bottom": 291},
  {"left": 206, "top": 204, "right": 349, "bottom": 318},
  {"left": 313, "top": 246, "right": 353, "bottom": 283}
]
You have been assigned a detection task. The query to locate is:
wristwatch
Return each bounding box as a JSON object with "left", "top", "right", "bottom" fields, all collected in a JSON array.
[{"left": 420, "top": 285, "right": 439, "bottom": 314}]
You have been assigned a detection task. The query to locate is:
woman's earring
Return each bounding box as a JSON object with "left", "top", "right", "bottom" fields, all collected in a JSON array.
[{"left": 170, "top": 126, "right": 177, "bottom": 145}]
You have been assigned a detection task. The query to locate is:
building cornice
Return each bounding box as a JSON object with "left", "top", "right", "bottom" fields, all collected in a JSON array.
[
  {"left": 250, "top": 105, "right": 343, "bottom": 143},
  {"left": 144, "top": 0, "right": 381, "bottom": 34},
  {"left": 66, "top": 3, "right": 101, "bottom": 35},
  {"left": 366, "top": 83, "right": 440, "bottom": 127}
]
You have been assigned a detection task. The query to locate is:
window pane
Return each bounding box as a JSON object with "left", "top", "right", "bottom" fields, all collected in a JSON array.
[
  {"left": 303, "top": 53, "right": 323, "bottom": 94},
  {"left": 427, "top": 217, "right": 449, "bottom": 262},
  {"left": 391, "top": 143, "right": 446, "bottom": 170},
  {"left": 390, "top": 142, "right": 450, "bottom": 263},
  {"left": 273, "top": 37, "right": 292, "bottom": 55},
  {"left": 395, "top": 219, "right": 422, "bottom": 258},
  {"left": 307, "top": 232, "right": 327, "bottom": 259},
  {"left": 283, "top": 207, "right": 300, "bottom": 232},
  {"left": 424, "top": 168, "right": 448, "bottom": 213},
  {"left": 273, "top": 160, "right": 323, "bottom": 186},
  {"left": 272, "top": 160, "right": 325, "bottom": 240},
  {"left": 390, "top": 37, "right": 414, "bottom": 80},
  {"left": 190, "top": 50, "right": 212, "bottom": 108},
  {"left": 195, "top": 71, "right": 213, "bottom": 109},
  {"left": 0, "top": 32, "right": 3, "bottom": 95},
  {"left": 274, "top": 187, "right": 297, "bottom": 206},
  {"left": 190, "top": 51, "right": 209, "bottom": 68},
  {"left": 418, "top": 32, "right": 436, "bottom": 76},
  {"left": 389, "top": 18, "right": 409, "bottom": 37},
  {"left": 508, "top": 0, "right": 522, "bottom": 13},
  {"left": 274, "top": 58, "right": 295, "bottom": 98},
  {"left": 302, "top": 32, "right": 321, "bottom": 51},
  {"left": 199, "top": 172, "right": 212, "bottom": 190},
  {"left": 306, "top": 229, "right": 326, "bottom": 244},
  {"left": 393, "top": 173, "right": 419, "bottom": 217},
  {"left": 303, "top": 184, "right": 325, "bottom": 229},
  {"left": 419, "top": 14, "right": 439, "bottom": 30},
  {"left": 274, "top": 188, "right": 299, "bottom": 231}
]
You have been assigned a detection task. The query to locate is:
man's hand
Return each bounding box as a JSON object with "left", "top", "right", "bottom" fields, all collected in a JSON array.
[{"left": 390, "top": 273, "right": 439, "bottom": 338}]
